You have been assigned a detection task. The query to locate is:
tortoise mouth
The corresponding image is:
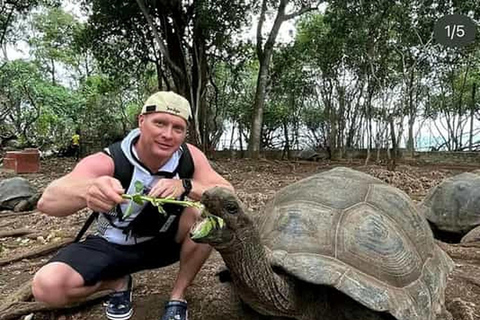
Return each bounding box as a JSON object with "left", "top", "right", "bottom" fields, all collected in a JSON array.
[{"left": 190, "top": 208, "right": 225, "bottom": 241}]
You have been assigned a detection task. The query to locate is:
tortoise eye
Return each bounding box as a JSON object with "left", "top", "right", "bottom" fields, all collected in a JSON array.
[{"left": 225, "top": 202, "right": 238, "bottom": 214}]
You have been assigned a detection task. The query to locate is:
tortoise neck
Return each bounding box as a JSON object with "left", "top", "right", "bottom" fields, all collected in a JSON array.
[{"left": 216, "top": 226, "right": 299, "bottom": 317}]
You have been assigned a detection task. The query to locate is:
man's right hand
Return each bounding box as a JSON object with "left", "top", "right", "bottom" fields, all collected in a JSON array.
[{"left": 86, "top": 176, "right": 125, "bottom": 213}]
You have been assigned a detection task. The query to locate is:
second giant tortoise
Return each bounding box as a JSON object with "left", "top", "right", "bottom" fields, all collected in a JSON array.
[
  {"left": 191, "top": 167, "right": 454, "bottom": 320},
  {"left": 0, "top": 177, "right": 40, "bottom": 212},
  {"left": 418, "top": 172, "right": 480, "bottom": 235}
]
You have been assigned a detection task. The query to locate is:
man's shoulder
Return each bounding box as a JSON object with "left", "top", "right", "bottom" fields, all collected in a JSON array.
[
  {"left": 70, "top": 152, "right": 115, "bottom": 177},
  {"left": 184, "top": 143, "right": 203, "bottom": 155}
]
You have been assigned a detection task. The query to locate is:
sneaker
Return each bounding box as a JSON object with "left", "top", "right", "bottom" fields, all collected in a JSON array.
[
  {"left": 161, "top": 300, "right": 188, "bottom": 320},
  {"left": 105, "top": 275, "right": 133, "bottom": 320}
]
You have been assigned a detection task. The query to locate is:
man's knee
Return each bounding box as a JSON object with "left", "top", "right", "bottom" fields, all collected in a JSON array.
[{"left": 32, "top": 262, "right": 83, "bottom": 306}]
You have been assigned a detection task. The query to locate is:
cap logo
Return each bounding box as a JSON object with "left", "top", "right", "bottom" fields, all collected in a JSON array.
[
  {"left": 166, "top": 106, "right": 181, "bottom": 114},
  {"left": 145, "top": 105, "right": 156, "bottom": 112}
]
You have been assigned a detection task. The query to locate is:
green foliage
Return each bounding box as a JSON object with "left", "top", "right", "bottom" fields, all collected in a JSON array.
[
  {"left": 0, "top": 59, "right": 80, "bottom": 147},
  {"left": 29, "top": 8, "right": 81, "bottom": 73},
  {"left": 0, "top": 0, "right": 60, "bottom": 47},
  {"left": 122, "top": 181, "right": 203, "bottom": 219}
]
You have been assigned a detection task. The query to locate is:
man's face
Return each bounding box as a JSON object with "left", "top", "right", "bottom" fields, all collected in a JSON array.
[{"left": 138, "top": 112, "right": 187, "bottom": 158}]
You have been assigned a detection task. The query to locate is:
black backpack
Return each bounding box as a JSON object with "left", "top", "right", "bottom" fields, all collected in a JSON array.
[{"left": 74, "top": 141, "right": 194, "bottom": 242}]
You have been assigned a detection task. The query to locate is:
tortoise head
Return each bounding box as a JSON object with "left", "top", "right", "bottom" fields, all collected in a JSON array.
[{"left": 190, "top": 187, "right": 251, "bottom": 247}]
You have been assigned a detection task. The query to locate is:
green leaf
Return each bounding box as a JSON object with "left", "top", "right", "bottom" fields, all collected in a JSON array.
[
  {"left": 121, "top": 193, "right": 202, "bottom": 219},
  {"left": 157, "top": 205, "right": 167, "bottom": 217},
  {"left": 134, "top": 180, "right": 144, "bottom": 193},
  {"left": 132, "top": 194, "right": 144, "bottom": 205},
  {"left": 190, "top": 218, "right": 214, "bottom": 240},
  {"left": 123, "top": 201, "right": 134, "bottom": 219}
]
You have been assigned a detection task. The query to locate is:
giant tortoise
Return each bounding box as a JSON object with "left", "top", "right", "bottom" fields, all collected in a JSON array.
[
  {"left": 0, "top": 177, "right": 40, "bottom": 212},
  {"left": 418, "top": 172, "right": 480, "bottom": 235},
  {"left": 191, "top": 167, "right": 454, "bottom": 320}
]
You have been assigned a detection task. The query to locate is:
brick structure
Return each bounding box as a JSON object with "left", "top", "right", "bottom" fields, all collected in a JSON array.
[{"left": 3, "top": 148, "right": 40, "bottom": 173}]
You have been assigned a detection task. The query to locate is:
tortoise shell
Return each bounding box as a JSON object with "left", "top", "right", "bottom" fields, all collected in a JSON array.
[
  {"left": 419, "top": 172, "right": 480, "bottom": 234},
  {"left": 256, "top": 167, "right": 453, "bottom": 320},
  {"left": 0, "top": 177, "right": 35, "bottom": 207}
]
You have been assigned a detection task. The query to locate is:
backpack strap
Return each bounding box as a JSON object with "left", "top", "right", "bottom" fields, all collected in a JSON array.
[
  {"left": 74, "top": 212, "right": 98, "bottom": 242},
  {"left": 74, "top": 141, "right": 134, "bottom": 242},
  {"left": 175, "top": 143, "right": 195, "bottom": 179},
  {"left": 108, "top": 141, "right": 134, "bottom": 189}
]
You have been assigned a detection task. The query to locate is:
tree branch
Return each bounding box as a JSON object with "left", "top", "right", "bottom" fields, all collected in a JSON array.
[
  {"left": 264, "top": 0, "right": 288, "bottom": 54},
  {"left": 0, "top": 6, "right": 14, "bottom": 47},
  {"left": 0, "top": 290, "right": 110, "bottom": 320},
  {"left": 283, "top": 4, "right": 319, "bottom": 21},
  {"left": 256, "top": 0, "right": 268, "bottom": 60},
  {"left": 0, "top": 228, "right": 35, "bottom": 238},
  {"left": 135, "top": 0, "right": 183, "bottom": 77},
  {"left": 0, "top": 238, "right": 73, "bottom": 267}
]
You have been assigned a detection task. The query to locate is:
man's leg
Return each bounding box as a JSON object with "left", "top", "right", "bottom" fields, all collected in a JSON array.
[
  {"left": 74, "top": 145, "right": 80, "bottom": 161},
  {"left": 170, "top": 207, "right": 212, "bottom": 300},
  {"left": 32, "top": 262, "right": 127, "bottom": 306},
  {"left": 32, "top": 236, "right": 137, "bottom": 320}
]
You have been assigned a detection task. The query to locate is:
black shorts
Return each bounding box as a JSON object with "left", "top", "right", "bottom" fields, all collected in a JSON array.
[{"left": 49, "top": 235, "right": 181, "bottom": 286}]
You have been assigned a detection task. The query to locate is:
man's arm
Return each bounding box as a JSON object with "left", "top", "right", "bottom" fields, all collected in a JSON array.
[
  {"left": 147, "top": 144, "right": 233, "bottom": 201},
  {"left": 186, "top": 144, "right": 233, "bottom": 201},
  {"left": 37, "top": 153, "right": 124, "bottom": 217}
]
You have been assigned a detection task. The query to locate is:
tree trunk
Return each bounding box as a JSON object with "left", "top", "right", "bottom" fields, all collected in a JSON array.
[
  {"left": 388, "top": 116, "right": 397, "bottom": 171},
  {"left": 51, "top": 58, "right": 56, "bottom": 85},
  {"left": 248, "top": 61, "right": 270, "bottom": 158},
  {"left": 192, "top": 22, "right": 209, "bottom": 149},
  {"left": 282, "top": 120, "right": 290, "bottom": 160},
  {"left": 406, "top": 69, "right": 415, "bottom": 157},
  {"left": 238, "top": 122, "right": 244, "bottom": 158},
  {"left": 229, "top": 122, "right": 236, "bottom": 150},
  {"left": 247, "top": 0, "right": 317, "bottom": 159},
  {"left": 469, "top": 83, "right": 477, "bottom": 150},
  {"left": 155, "top": 57, "right": 163, "bottom": 90},
  {"left": 364, "top": 84, "right": 374, "bottom": 166}
]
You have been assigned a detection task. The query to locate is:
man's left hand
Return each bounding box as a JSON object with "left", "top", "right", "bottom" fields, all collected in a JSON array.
[{"left": 148, "top": 178, "right": 184, "bottom": 199}]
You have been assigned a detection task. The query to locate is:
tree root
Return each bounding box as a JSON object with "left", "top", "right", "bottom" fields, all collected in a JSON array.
[
  {"left": 0, "top": 210, "right": 38, "bottom": 219},
  {"left": 0, "top": 229, "right": 35, "bottom": 238},
  {"left": 0, "top": 221, "right": 15, "bottom": 228},
  {"left": 0, "top": 238, "right": 73, "bottom": 266},
  {"left": 0, "top": 290, "right": 110, "bottom": 320},
  {"left": 0, "top": 279, "right": 33, "bottom": 306}
]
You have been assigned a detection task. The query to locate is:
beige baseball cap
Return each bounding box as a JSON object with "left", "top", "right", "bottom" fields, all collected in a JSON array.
[{"left": 141, "top": 91, "right": 192, "bottom": 122}]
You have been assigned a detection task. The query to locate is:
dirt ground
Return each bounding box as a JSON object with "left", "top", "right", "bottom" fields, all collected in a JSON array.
[{"left": 1, "top": 157, "right": 480, "bottom": 320}]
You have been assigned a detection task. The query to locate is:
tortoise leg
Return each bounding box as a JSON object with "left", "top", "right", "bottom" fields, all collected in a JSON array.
[
  {"left": 14, "top": 193, "right": 41, "bottom": 212},
  {"left": 28, "top": 193, "right": 41, "bottom": 209},
  {"left": 201, "top": 282, "right": 282, "bottom": 320},
  {"left": 13, "top": 199, "right": 29, "bottom": 212},
  {"left": 328, "top": 290, "right": 396, "bottom": 320}
]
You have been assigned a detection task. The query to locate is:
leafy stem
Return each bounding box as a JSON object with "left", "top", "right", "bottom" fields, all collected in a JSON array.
[{"left": 121, "top": 193, "right": 203, "bottom": 219}]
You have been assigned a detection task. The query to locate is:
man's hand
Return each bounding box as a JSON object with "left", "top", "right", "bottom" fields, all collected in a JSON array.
[
  {"left": 85, "top": 176, "right": 125, "bottom": 212},
  {"left": 148, "top": 178, "right": 184, "bottom": 199}
]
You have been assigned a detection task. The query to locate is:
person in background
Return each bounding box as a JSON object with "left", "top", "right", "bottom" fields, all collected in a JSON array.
[
  {"left": 32, "top": 91, "right": 234, "bottom": 320},
  {"left": 71, "top": 129, "right": 81, "bottom": 161}
]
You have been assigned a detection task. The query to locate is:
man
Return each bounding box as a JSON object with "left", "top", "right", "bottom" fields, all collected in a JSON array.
[{"left": 32, "top": 91, "right": 233, "bottom": 320}]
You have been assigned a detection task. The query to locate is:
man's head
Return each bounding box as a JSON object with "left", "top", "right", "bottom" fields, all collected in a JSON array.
[{"left": 137, "top": 91, "right": 191, "bottom": 161}]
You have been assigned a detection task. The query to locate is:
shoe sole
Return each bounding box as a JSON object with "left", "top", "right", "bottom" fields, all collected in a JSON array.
[{"left": 106, "top": 308, "right": 133, "bottom": 320}]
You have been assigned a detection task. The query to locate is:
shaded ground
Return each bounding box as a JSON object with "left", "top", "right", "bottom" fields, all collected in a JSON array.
[{"left": 1, "top": 158, "right": 480, "bottom": 320}]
